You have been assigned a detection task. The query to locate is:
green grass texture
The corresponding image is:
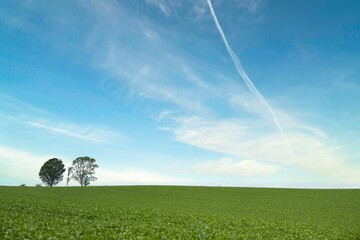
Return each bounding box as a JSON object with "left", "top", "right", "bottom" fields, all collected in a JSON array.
[{"left": 1, "top": 186, "right": 359, "bottom": 239}]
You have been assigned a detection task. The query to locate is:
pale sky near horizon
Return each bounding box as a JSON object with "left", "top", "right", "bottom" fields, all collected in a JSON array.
[{"left": 0, "top": 0, "right": 359, "bottom": 187}]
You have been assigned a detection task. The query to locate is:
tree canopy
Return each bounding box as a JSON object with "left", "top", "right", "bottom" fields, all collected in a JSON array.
[
  {"left": 70, "top": 156, "right": 99, "bottom": 186},
  {"left": 39, "top": 158, "right": 65, "bottom": 187}
]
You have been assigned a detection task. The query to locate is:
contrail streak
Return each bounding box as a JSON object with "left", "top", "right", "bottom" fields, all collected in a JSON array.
[{"left": 206, "top": 0, "right": 296, "bottom": 161}]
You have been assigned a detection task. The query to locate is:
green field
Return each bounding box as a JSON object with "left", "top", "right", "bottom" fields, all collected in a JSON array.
[{"left": 1, "top": 186, "right": 359, "bottom": 239}]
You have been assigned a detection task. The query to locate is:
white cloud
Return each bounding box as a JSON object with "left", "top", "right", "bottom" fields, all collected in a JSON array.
[
  {"left": 166, "top": 115, "right": 360, "bottom": 183},
  {"left": 153, "top": 110, "right": 178, "bottom": 122},
  {"left": 195, "top": 158, "right": 279, "bottom": 177},
  {"left": 171, "top": 116, "right": 279, "bottom": 160},
  {"left": 27, "top": 120, "right": 120, "bottom": 144},
  {"left": 95, "top": 168, "right": 185, "bottom": 185},
  {"left": 0, "top": 145, "right": 52, "bottom": 184}
]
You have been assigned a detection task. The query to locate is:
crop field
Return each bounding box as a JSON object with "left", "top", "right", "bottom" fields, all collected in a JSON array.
[{"left": 0, "top": 186, "right": 359, "bottom": 239}]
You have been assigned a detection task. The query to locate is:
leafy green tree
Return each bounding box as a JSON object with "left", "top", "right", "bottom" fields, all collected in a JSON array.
[
  {"left": 84, "top": 176, "right": 90, "bottom": 186},
  {"left": 39, "top": 158, "right": 65, "bottom": 187},
  {"left": 70, "top": 156, "right": 99, "bottom": 186}
]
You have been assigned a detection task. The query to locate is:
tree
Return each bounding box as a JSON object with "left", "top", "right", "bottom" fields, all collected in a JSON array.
[
  {"left": 70, "top": 156, "right": 99, "bottom": 186},
  {"left": 39, "top": 158, "right": 65, "bottom": 187},
  {"left": 84, "top": 176, "right": 90, "bottom": 186}
]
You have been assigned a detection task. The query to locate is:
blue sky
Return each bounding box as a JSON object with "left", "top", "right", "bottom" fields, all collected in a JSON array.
[{"left": 0, "top": 0, "right": 359, "bottom": 187}]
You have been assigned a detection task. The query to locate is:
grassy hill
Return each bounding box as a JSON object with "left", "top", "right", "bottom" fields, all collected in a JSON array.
[{"left": 1, "top": 186, "right": 359, "bottom": 239}]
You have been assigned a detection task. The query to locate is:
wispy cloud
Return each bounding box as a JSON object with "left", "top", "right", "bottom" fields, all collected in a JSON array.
[
  {"left": 0, "top": 93, "right": 123, "bottom": 144},
  {"left": 234, "top": 0, "right": 264, "bottom": 13},
  {"left": 0, "top": 94, "right": 47, "bottom": 115},
  {"left": 27, "top": 120, "right": 120, "bottom": 144},
  {"left": 193, "top": 2, "right": 207, "bottom": 16},
  {"left": 145, "top": 0, "right": 182, "bottom": 17},
  {"left": 0, "top": 1, "right": 213, "bottom": 114},
  {"left": 195, "top": 158, "right": 279, "bottom": 177},
  {"left": 145, "top": 0, "right": 171, "bottom": 16}
]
